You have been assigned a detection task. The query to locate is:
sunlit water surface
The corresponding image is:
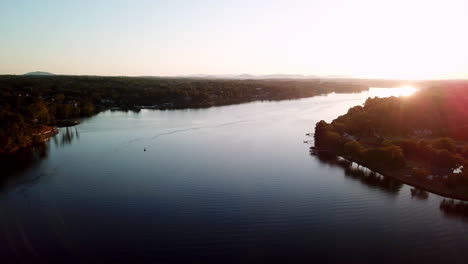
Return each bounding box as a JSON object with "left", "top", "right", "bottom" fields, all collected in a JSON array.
[{"left": 1, "top": 88, "right": 468, "bottom": 263}]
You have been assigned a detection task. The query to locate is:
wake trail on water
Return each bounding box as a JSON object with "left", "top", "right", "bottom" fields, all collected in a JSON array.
[
  {"left": 112, "top": 119, "right": 250, "bottom": 152},
  {"left": 49, "top": 120, "right": 250, "bottom": 184},
  {"left": 143, "top": 119, "right": 250, "bottom": 150},
  {"left": 150, "top": 127, "right": 203, "bottom": 140}
]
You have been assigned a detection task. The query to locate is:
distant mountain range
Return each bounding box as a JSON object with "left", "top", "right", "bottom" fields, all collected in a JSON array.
[
  {"left": 24, "top": 71, "right": 55, "bottom": 76},
  {"left": 19, "top": 71, "right": 352, "bottom": 80},
  {"left": 171, "top": 74, "right": 321, "bottom": 80}
]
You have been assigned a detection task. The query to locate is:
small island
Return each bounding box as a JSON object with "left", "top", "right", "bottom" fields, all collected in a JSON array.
[{"left": 313, "top": 86, "right": 468, "bottom": 200}]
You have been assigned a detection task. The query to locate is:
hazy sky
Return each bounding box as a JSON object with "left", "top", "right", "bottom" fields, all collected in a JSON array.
[{"left": 1, "top": 0, "right": 468, "bottom": 79}]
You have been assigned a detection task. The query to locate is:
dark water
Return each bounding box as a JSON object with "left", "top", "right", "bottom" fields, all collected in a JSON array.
[{"left": 1, "top": 89, "right": 468, "bottom": 263}]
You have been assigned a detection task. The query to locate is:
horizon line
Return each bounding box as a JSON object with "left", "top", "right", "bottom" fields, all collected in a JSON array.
[{"left": 2, "top": 72, "right": 468, "bottom": 82}]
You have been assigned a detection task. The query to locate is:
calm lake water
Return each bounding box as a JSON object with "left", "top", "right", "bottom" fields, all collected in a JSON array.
[{"left": 1, "top": 88, "right": 468, "bottom": 263}]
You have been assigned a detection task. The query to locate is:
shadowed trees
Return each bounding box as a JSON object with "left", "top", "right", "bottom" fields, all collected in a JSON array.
[
  {"left": 313, "top": 86, "right": 468, "bottom": 188},
  {"left": 315, "top": 119, "right": 406, "bottom": 171}
]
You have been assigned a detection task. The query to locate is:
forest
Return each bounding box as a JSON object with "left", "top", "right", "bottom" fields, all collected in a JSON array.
[
  {"left": 0, "top": 75, "right": 372, "bottom": 153},
  {"left": 314, "top": 85, "right": 468, "bottom": 198}
]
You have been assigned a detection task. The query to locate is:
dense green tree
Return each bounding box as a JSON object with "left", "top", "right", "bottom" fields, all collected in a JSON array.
[{"left": 343, "top": 140, "right": 366, "bottom": 159}]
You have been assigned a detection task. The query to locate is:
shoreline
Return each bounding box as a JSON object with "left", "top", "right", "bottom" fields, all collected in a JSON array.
[
  {"left": 0, "top": 125, "right": 59, "bottom": 155},
  {"left": 54, "top": 119, "right": 80, "bottom": 127},
  {"left": 312, "top": 147, "right": 468, "bottom": 201}
]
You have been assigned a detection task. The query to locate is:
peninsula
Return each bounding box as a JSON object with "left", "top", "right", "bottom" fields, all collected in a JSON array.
[{"left": 313, "top": 85, "right": 468, "bottom": 200}]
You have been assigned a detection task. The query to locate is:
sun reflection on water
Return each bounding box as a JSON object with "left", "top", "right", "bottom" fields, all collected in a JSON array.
[{"left": 369, "top": 85, "right": 418, "bottom": 98}]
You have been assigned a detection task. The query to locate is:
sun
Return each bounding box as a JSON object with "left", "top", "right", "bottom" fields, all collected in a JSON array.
[{"left": 398, "top": 85, "right": 418, "bottom": 96}]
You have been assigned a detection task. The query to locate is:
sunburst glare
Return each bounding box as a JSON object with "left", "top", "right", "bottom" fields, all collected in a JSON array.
[
  {"left": 369, "top": 85, "right": 418, "bottom": 98},
  {"left": 398, "top": 85, "right": 418, "bottom": 96}
]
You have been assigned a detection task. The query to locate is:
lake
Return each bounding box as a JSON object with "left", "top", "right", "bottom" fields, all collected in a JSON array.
[{"left": 1, "top": 88, "right": 468, "bottom": 263}]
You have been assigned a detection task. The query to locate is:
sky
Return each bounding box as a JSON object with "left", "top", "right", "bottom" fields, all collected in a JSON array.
[{"left": 1, "top": 0, "right": 468, "bottom": 79}]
